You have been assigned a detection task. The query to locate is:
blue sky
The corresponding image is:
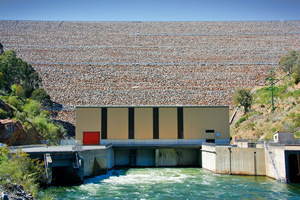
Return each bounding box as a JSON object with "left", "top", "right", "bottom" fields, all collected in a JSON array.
[{"left": 0, "top": 0, "right": 299, "bottom": 21}]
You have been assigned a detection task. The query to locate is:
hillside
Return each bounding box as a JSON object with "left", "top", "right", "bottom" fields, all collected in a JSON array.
[{"left": 231, "top": 72, "right": 300, "bottom": 140}]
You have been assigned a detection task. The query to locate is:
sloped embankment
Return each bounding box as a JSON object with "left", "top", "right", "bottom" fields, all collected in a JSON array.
[{"left": 231, "top": 74, "right": 300, "bottom": 140}]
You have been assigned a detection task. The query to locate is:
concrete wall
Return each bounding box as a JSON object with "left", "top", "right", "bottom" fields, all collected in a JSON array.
[
  {"left": 154, "top": 149, "right": 199, "bottom": 167},
  {"left": 156, "top": 149, "right": 177, "bottom": 166},
  {"left": 136, "top": 149, "right": 155, "bottom": 166},
  {"left": 230, "top": 148, "right": 265, "bottom": 175},
  {"left": 202, "top": 145, "right": 217, "bottom": 172},
  {"left": 265, "top": 146, "right": 286, "bottom": 180},
  {"left": 202, "top": 144, "right": 266, "bottom": 175},
  {"left": 114, "top": 149, "right": 130, "bottom": 166},
  {"left": 114, "top": 148, "right": 199, "bottom": 167},
  {"left": 80, "top": 147, "right": 114, "bottom": 177}
]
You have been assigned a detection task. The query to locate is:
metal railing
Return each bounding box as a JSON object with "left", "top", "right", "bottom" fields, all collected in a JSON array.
[{"left": 264, "top": 142, "right": 285, "bottom": 182}]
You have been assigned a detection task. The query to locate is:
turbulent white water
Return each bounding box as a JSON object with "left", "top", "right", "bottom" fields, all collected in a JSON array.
[{"left": 43, "top": 168, "right": 300, "bottom": 200}]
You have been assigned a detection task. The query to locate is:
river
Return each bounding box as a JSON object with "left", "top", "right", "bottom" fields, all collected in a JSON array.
[{"left": 42, "top": 168, "right": 300, "bottom": 199}]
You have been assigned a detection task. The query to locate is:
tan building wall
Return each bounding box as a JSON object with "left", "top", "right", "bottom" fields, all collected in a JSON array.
[
  {"left": 135, "top": 108, "right": 153, "bottom": 139},
  {"left": 159, "top": 108, "right": 177, "bottom": 139},
  {"left": 184, "top": 107, "right": 229, "bottom": 139},
  {"left": 76, "top": 107, "right": 101, "bottom": 141},
  {"left": 76, "top": 106, "right": 230, "bottom": 141},
  {"left": 107, "top": 108, "right": 128, "bottom": 139}
]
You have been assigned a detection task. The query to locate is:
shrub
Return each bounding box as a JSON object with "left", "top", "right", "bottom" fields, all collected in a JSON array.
[
  {"left": 23, "top": 99, "right": 41, "bottom": 117},
  {"left": 295, "top": 131, "right": 300, "bottom": 139},
  {"left": 279, "top": 50, "right": 300, "bottom": 73},
  {"left": 11, "top": 84, "right": 18, "bottom": 95},
  {"left": 294, "top": 73, "right": 300, "bottom": 85},
  {"left": 0, "top": 147, "right": 47, "bottom": 198},
  {"left": 0, "top": 108, "right": 8, "bottom": 119},
  {"left": 16, "top": 85, "right": 25, "bottom": 99},
  {"left": 32, "top": 116, "right": 65, "bottom": 141},
  {"left": 30, "top": 88, "right": 52, "bottom": 107},
  {"left": 7, "top": 95, "right": 23, "bottom": 111},
  {"left": 235, "top": 116, "right": 248, "bottom": 127}
]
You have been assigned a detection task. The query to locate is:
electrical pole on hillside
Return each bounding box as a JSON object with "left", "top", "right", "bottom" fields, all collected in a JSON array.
[{"left": 266, "top": 70, "right": 276, "bottom": 113}]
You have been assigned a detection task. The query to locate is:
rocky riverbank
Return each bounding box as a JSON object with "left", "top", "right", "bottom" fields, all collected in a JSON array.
[{"left": 0, "top": 184, "right": 33, "bottom": 200}]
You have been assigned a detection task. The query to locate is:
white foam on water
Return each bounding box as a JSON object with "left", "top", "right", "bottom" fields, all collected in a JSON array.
[
  {"left": 99, "top": 168, "right": 195, "bottom": 185},
  {"left": 45, "top": 168, "right": 300, "bottom": 200}
]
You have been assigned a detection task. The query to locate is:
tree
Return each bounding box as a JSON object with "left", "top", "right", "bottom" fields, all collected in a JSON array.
[
  {"left": 30, "top": 88, "right": 52, "bottom": 107},
  {"left": 279, "top": 50, "right": 300, "bottom": 73},
  {"left": 0, "top": 72, "right": 5, "bottom": 88},
  {"left": 233, "top": 88, "right": 253, "bottom": 114},
  {"left": 0, "top": 50, "right": 41, "bottom": 97},
  {"left": 16, "top": 85, "right": 25, "bottom": 99}
]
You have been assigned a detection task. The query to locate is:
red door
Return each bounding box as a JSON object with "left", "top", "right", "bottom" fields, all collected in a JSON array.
[{"left": 83, "top": 132, "right": 100, "bottom": 145}]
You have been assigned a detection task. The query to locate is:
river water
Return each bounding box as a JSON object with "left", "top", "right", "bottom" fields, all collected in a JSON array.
[{"left": 42, "top": 168, "right": 300, "bottom": 200}]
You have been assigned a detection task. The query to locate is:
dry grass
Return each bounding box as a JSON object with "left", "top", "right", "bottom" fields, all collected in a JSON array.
[{"left": 231, "top": 74, "right": 300, "bottom": 140}]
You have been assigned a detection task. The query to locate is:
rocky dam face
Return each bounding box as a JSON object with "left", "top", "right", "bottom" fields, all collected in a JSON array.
[{"left": 1, "top": 20, "right": 300, "bottom": 127}]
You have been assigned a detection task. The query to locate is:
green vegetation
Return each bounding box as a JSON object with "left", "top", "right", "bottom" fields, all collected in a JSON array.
[
  {"left": 0, "top": 49, "right": 65, "bottom": 143},
  {"left": 232, "top": 51, "right": 300, "bottom": 140},
  {"left": 233, "top": 88, "right": 253, "bottom": 114},
  {"left": 0, "top": 50, "right": 41, "bottom": 97},
  {"left": 0, "top": 147, "right": 48, "bottom": 199},
  {"left": 0, "top": 47, "right": 58, "bottom": 199},
  {"left": 279, "top": 50, "right": 300, "bottom": 84},
  {"left": 235, "top": 115, "right": 248, "bottom": 127}
]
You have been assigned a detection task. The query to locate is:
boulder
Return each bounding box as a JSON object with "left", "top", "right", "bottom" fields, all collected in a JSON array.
[{"left": 0, "top": 119, "right": 42, "bottom": 146}]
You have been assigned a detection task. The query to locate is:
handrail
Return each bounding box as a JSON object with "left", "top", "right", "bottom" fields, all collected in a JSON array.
[{"left": 264, "top": 142, "right": 285, "bottom": 182}]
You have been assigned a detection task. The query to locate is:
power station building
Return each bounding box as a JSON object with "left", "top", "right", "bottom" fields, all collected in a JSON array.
[{"left": 75, "top": 106, "right": 230, "bottom": 167}]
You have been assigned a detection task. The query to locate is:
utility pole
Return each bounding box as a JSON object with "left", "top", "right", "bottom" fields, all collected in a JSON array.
[{"left": 266, "top": 70, "right": 276, "bottom": 113}]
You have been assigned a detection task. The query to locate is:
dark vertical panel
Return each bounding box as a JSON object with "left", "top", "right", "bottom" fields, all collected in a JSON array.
[
  {"left": 153, "top": 108, "right": 159, "bottom": 139},
  {"left": 129, "top": 149, "right": 137, "bottom": 166},
  {"left": 101, "top": 108, "right": 107, "bottom": 139},
  {"left": 129, "top": 108, "right": 134, "bottom": 139},
  {"left": 177, "top": 107, "right": 184, "bottom": 139}
]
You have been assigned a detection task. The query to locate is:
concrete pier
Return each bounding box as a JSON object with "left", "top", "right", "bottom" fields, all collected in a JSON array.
[
  {"left": 265, "top": 145, "right": 300, "bottom": 183},
  {"left": 11, "top": 145, "right": 114, "bottom": 185},
  {"left": 202, "top": 143, "right": 300, "bottom": 183},
  {"left": 9, "top": 141, "right": 300, "bottom": 185},
  {"left": 202, "top": 143, "right": 265, "bottom": 175}
]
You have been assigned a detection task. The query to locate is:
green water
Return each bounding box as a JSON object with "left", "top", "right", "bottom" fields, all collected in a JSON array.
[{"left": 42, "top": 168, "right": 300, "bottom": 200}]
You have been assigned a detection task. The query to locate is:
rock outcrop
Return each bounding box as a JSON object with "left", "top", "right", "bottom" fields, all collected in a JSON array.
[
  {"left": 1, "top": 184, "right": 34, "bottom": 200},
  {"left": 0, "top": 119, "right": 42, "bottom": 146}
]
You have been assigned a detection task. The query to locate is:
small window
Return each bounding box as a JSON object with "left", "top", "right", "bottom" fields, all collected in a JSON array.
[
  {"left": 206, "top": 139, "right": 215, "bottom": 143},
  {"left": 206, "top": 130, "right": 215, "bottom": 133}
]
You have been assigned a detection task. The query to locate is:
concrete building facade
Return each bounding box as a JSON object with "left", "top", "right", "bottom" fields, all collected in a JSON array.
[
  {"left": 76, "top": 106, "right": 230, "bottom": 167},
  {"left": 76, "top": 106, "right": 230, "bottom": 145}
]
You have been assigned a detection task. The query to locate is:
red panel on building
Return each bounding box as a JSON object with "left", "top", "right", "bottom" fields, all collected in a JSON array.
[{"left": 83, "top": 132, "right": 100, "bottom": 145}]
